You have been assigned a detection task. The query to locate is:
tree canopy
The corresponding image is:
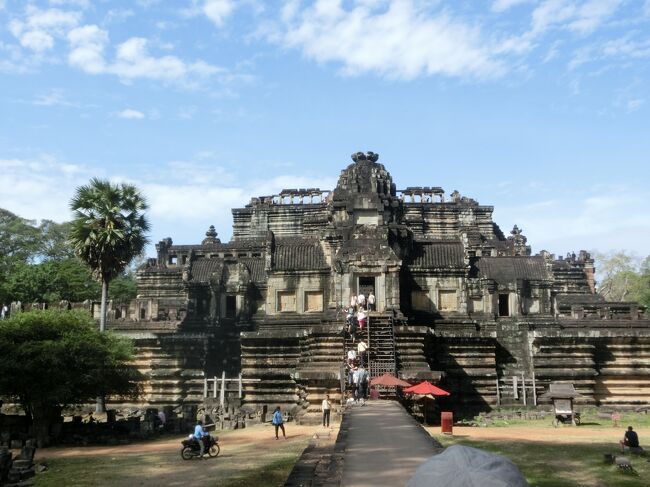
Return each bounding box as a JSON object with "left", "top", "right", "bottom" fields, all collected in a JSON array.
[
  {"left": 595, "top": 251, "right": 650, "bottom": 307},
  {"left": 0, "top": 309, "right": 141, "bottom": 445}
]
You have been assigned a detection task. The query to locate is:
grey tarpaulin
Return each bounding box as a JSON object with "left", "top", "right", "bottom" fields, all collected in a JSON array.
[{"left": 406, "top": 445, "right": 529, "bottom": 487}]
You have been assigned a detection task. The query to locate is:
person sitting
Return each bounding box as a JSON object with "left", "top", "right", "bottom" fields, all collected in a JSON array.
[
  {"left": 193, "top": 420, "right": 209, "bottom": 458},
  {"left": 620, "top": 426, "right": 643, "bottom": 454}
]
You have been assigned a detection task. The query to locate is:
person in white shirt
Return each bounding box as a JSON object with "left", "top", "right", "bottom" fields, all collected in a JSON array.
[
  {"left": 357, "top": 293, "right": 366, "bottom": 307},
  {"left": 322, "top": 394, "right": 332, "bottom": 427},
  {"left": 357, "top": 339, "right": 368, "bottom": 367},
  {"left": 367, "top": 291, "right": 376, "bottom": 311},
  {"left": 350, "top": 294, "right": 358, "bottom": 309},
  {"left": 347, "top": 349, "right": 357, "bottom": 366}
]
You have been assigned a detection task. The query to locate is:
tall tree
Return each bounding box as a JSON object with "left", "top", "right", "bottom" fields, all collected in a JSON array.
[
  {"left": 69, "top": 178, "right": 150, "bottom": 333},
  {"left": 0, "top": 209, "right": 41, "bottom": 304},
  {"left": 0, "top": 310, "right": 141, "bottom": 447}
]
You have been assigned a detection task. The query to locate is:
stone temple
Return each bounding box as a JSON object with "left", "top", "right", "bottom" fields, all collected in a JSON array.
[{"left": 110, "top": 151, "right": 650, "bottom": 419}]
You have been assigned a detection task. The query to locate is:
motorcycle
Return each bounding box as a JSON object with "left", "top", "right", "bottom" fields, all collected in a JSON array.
[{"left": 180, "top": 434, "right": 220, "bottom": 460}]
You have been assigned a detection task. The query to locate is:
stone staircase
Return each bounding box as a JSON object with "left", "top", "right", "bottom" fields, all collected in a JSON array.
[{"left": 344, "top": 313, "right": 396, "bottom": 378}]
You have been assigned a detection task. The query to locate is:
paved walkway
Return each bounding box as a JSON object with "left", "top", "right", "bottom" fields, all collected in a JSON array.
[{"left": 341, "top": 400, "right": 438, "bottom": 487}]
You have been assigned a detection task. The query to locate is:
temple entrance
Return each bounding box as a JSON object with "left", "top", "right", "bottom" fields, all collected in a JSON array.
[
  {"left": 358, "top": 276, "right": 376, "bottom": 301},
  {"left": 498, "top": 294, "right": 510, "bottom": 317}
]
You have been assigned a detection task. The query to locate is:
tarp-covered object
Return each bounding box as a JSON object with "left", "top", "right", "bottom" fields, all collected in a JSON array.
[{"left": 406, "top": 445, "right": 529, "bottom": 487}]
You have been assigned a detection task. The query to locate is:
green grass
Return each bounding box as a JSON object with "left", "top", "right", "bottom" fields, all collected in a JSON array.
[
  {"left": 436, "top": 435, "right": 650, "bottom": 487},
  {"left": 470, "top": 408, "right": 650, "bottom": 429}
]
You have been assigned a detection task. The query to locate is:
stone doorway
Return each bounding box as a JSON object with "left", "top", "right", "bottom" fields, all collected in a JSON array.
[{"left": 357, "top": 276, "right": 376, "bottom": 301}]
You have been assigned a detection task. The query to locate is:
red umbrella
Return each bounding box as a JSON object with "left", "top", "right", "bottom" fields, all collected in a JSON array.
[
  {"left": 403, "top": 381, "right": 450, "bottom": 396},
  {"left": 370, "top": 373, "right": 411, "bottom": 387}
]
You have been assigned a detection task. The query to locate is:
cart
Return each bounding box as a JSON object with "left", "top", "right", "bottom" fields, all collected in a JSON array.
[{"left": 539, "top": 382, "right": 583, "bottom": 427}]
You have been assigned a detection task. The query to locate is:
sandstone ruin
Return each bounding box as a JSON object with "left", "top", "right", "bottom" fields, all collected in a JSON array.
[{"left": 106, "top": 151, "right": 650, "bottom": 420}]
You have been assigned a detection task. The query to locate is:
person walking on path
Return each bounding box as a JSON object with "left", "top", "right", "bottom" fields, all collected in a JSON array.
[
  {"left": 322, "top": 394, "right": 332, "bottom": 427},
  {"left": 272, "top": 406, "right": 287, "bottom": 439}
]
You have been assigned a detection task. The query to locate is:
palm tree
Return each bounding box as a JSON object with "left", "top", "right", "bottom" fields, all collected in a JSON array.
[{"left": 69, "top": 178, "right": 150, "bottom": 332}]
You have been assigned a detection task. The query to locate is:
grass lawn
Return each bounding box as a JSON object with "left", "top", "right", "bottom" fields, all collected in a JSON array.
[
  {"left": 34, "top": 426, "right": 311, "bottom": 487},
  {"left": 431, "top": 418, "right": 650, "bottom": 487}
]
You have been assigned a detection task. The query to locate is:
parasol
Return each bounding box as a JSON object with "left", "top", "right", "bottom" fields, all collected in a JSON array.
[
  {"left": 370, "top": 373, "right": 411, "bottom": 387},
  {"left": 403, "top": 381, "right": 450, "bottom": 396}
]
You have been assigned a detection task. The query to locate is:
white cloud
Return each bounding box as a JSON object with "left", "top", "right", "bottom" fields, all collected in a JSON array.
[
  {"left": 0, "top": 155, "right": 92, "bottom": 223},
  {"left": 531, "top": 0, "right": 622, "bottom": 36},
  {"left": 567, "top": 0, "right": 622, "bottom": 34},
  {"left": 49, "top": 0, "right": 90, "bottom": 8},
  {"left": 491, "top": 0, "right": 532, "bottom": 13},
  {"left": 117, "top": 108, "right": 145, "bottom": 119},
  {"left": 626, "top": 98, "right": 645, "bottom": 112},
  {"left": 67, "top": 24, "right": 108, "bottom": 74},
  {"left": 203, "top": 0, "right": 235, "bottom": 27},
  {"left": 275, "top": 0, "right": 503, "bottom": 80},
  {"left": 32, "top": 89, "right": 77, "bottom": 107},
  {"left": 495, "top": 186, "right": 650, "bottom": 257},
  {"left": 67, "top": 25, "right": 222, "bottom": 86},
  {"left": 8, "top": 6, "right": 82, "bottom": 52},
  {"left": 0, "top": 153, "right": 335, "bottom": 247}
]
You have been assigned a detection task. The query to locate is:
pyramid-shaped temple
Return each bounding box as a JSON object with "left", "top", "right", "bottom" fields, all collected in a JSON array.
[{"left": 109, "top": 151, "right": 650, "bottom": 419}]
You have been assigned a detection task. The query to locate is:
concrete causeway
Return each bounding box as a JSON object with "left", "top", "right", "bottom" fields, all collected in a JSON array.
[{"left": 341, "top": 400, "right": 439, "bottom": 487}]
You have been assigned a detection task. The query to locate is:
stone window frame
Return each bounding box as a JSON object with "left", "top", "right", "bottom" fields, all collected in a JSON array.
[
  {"left": 437, "top": 289, "right": 458, "bottom": 312},
  {"left": 303, "top": 289, "right": 324, "bottom": 313},
  {"left": 276, "top": 290, "right": 297, "bottom": 313}
]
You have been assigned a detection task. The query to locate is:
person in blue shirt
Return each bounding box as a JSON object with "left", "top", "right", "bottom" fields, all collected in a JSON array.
[
  {"left": 272, "top": 406, "right": 286, "bottom": 440},
  {"left": 193, "top": 420, "right": 209, "bottom": 457}
]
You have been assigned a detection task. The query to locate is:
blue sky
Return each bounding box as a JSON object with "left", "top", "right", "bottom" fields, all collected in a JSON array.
[{"left": 1, "top": 0, "right": 649, "bottom": 261}]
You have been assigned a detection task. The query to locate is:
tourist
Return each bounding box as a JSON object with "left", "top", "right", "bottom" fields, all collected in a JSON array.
[
  {"left": 352, "top": 366, "right": 360, "bottom": 400},
  {"left": 620, "top": 426, "right": 642, "bottom": 453},
  {"left": 0, "top": 304, "right": 7, "bottom": 320},
  {"left": 347, "top": 349, "right": 357, "bottom": 366},
  {"left": 346, "top": 307, "right": 355, "bottom": 333},
  {"left": 357, "top": 339, "right": 368, "bottom": 367},
  {"left": 358, "top": 292, "right": 366, "bottom": 308},
  {"left": 367, "top": 291, "right": 375, "bottom": 311},
  {"left": 345, "top": 391, "right": 357, "bottom": 407},
  {"left": 357, "top": 307, "right": 367, "bottom": 331},
  {"left": 347, "top": 362, "right": 355, "bottom": 385},
  {"left": 356, "top": 365, "right": 369, "bottom": 403},
  {"left": 350, "top": 294, "right": 358, "bottom": 310},
  {"left": 193, "top": 420, "right": 209, "bottom": 458},
  {"left": 158, "top": 410, "right": 166, "bottom": 430},
  {"left": 322, "top": 394, "right": 332, "bottom": 427},
  {"left": 348, "top": 318, "right": 358, "bottom": 343},
  {"left": 272, "top": 406, "right": 287, "bottom": 440}
]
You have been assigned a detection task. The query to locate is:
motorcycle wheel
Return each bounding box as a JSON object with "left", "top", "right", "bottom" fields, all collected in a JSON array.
[
  {"left": 208, "top": 444, "right": 220, "bottom": 458},
  {"left": 181, "top": 447, "right": 194, "bottom": 460}
]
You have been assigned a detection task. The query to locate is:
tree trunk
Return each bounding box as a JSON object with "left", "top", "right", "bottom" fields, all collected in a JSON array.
[
  {"left": 100, "top": 279, "right": 108, "bottom": 333},
  {"left": 32, "top": 404, "right": 53, "bottom": 448},
  {"left": 97, "top": 278, "right": 108, "bottom": 413}
]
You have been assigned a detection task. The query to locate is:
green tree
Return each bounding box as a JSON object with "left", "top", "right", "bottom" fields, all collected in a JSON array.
[
  {"left": 4, "top": 259, "right": 100, "bottom": 304},
  {"left": 38, "top": 220, "right": 75, "bottom": 261},
  {"left": 0, "top": 310, "right": 141, "bottom": 447},
  {"left": 0, "top": 209, "right": 41, "bottom": 304},
  {"left": 69, "top": 178, "right": 149, "bottom": 332},
  {"left": 595, "top": 251, "right": 650, "bottom": 305},
  {"left": 109, "top": 273, "right": 137, "bottom": 305}
]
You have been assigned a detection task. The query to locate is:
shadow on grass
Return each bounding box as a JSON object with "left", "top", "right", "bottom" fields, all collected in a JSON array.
[{"left": 435, "top": 436, "right": 649, "bottom": 487}]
